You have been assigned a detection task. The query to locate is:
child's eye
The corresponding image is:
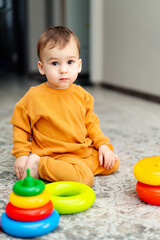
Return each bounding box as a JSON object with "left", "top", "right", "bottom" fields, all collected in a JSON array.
[
  {"left": 52, "top": 61, "right": 58, "bottom": 66},
  {"left": 68, "top": 60, "right": 74, "bottom": 65}
]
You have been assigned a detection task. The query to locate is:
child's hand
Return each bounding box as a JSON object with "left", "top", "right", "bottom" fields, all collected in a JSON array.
[
  {"left": 99, "top": 145, "right": 118, "bottom": 169},
  {"left": 22, "top": 154, "right": 40, "bottom": 179},
  {"left": 14, "top": 156, "right": 29, "bottom": 179}
]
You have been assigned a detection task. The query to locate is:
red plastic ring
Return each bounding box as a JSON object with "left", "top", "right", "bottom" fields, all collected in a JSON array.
[
  {"left": 136, "top": 181, "right": 160, "bottom": 205},
  {"left": 5, "top": 201, "right": 54, "bottom": 222}
]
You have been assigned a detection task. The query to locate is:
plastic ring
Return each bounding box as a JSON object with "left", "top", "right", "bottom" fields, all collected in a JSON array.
[
  {"left": 13, "top": 178, "right": 45, "bottom": 196},
  {"left": 1, "top": 210, "right": 60, "bottom": 238},
  {"left": 133, "top": 156, "right": 160, "bottom": 185},
  {"left": 9, "top": 189, "right": 50, "bottom": 209},
  {"left": 46, "top": 181, "right": 95, "bottom": 214},
  {"left": 13, "top": 169, "right": 45, "bottom": 196},
  {"left": 5, "top": 201, "right": 54, "bottom": 221},
  {"left": 136, "top": 181, "right": 160, "bottom": 205}
]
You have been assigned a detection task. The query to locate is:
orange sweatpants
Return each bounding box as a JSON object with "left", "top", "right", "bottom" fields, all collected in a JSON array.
[{"left": 38, "top": 148, "right": 120, "bottom": 187}]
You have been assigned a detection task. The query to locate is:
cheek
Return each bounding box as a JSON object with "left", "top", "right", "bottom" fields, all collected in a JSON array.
[
  {"left": 70, "top": 70, "right": 78, "bottom": 78},
  {"left": 46, "top": 68, "right": 57, "bottom": 78},
  {"left": 71, "top": 65, "right": 80, "bottom": 75}
]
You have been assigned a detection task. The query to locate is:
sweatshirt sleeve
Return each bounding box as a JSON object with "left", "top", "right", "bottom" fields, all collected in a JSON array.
[
  {"left": 10, "top": 103, "right": 32, "bottom": 158},
  {"left": 85, "top": 92, "right": 111, "bottom": 149}
]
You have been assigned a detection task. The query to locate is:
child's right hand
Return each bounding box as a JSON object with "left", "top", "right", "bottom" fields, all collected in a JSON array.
[{"left": 14, "top": 156, "right": 29, "bottom": 179}]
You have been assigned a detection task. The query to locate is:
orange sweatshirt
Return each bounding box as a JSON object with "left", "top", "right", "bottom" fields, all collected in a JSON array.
[{"left": 10, "top": 83, "right": 110, "bottom": 158}]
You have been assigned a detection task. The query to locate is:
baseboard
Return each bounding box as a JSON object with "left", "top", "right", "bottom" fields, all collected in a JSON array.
[{"left": 101, "top": 83, "right": 160, "bottom": 104}]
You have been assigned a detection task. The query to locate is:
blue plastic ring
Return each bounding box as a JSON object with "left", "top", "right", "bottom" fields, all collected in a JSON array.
[{"left": 1, "top": 209, "right": 60, "bottom": 238}]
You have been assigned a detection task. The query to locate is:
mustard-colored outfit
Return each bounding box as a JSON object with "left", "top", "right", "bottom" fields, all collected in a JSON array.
[{"left": 11, "top": 83, "right": 119, "bottom": 186}]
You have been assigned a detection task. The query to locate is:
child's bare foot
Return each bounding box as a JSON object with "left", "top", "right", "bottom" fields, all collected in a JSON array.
[{"left": 23, "top": 154, "right": 40, "bottom": 179}]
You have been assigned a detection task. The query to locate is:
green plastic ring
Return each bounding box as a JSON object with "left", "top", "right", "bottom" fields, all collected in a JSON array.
[{"left": 13, "top": 169, "right": 45, "bottom": 196}]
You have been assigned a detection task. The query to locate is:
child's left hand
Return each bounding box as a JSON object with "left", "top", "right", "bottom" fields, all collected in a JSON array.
[{"left": 99, "top": 144, "right": 118, "bottom": 169}]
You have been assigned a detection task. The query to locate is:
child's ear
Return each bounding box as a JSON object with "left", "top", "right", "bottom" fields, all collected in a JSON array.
[
  {"left": 37, "top": 61, "right": 45, "bottom": 75},
  {"left": 78, "top": 59, "right": 82, "bottom": 73}
]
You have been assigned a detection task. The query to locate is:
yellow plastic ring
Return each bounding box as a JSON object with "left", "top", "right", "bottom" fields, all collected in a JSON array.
[
  {"left": 133, "top": 156, "right": 160, "bottom": 185},
  {"left": 46, "top": 181, "right": 95, "bottom": 214},
  {"left": 9, "top": 189, "right": 50, "bottom": 209}
]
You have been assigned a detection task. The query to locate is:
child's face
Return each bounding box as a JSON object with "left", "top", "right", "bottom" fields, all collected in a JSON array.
[{"left": 38, "top": 38, "right": 82, "bottom": 89}]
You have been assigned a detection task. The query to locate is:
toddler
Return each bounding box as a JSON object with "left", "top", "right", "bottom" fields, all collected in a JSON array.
[{"left": 10, "top": 26, "right": 120, "bottom": 187}]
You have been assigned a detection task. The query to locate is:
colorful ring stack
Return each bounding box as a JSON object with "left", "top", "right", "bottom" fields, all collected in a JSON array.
[
  {"left": 1, "top": 169, "right": 60, "bottom": 238},
  {"left": 133, "top": 156, "right": 160, "bottom": 205}
]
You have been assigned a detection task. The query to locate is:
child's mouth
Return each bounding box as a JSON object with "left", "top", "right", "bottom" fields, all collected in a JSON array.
[{"left": 59, "top": 78, "right": 68, "bottom": 81}]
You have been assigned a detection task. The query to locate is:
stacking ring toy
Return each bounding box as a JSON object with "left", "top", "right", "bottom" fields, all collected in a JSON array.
[
  {"left": 46, "top": 181, "right": 95, "bottom": 214},
  {"left": 13, "top": 169, "right": 45, "bottom": 196},
  {"left": 9, "top": 189, "right": 50, "bottom": 209},
  {"left": 1, "top": 210, "right": 60, "bottom": 238},
  {"left": 5, "top": 201, "right": 53, "bottom": 222},
  {"left": 133, "top": 156, "right": 160, "bottom": 185},
  {"left": 136, "top": 181, "right": 160, "bottom": 205}
]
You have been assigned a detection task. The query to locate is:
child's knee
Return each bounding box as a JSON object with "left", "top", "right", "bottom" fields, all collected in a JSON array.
[
  {"left": 88, "top": 175, "right": 94, "bottom": 187},
  {"left": 81, "top": 174, "right": 94, "bottom": 187},
  {"left": 68, "top": 158, "right": 95, "bottom": 187},
  {"left": 71, "top": 169, "right": 94, "bottom": 187},
  {"left": 39, "top": 156, "right": 95, "bottom": 186}
]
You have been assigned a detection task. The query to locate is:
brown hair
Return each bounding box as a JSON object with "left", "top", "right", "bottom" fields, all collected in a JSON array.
[{"left": 37, "top": 26, "right": 80, "bottom": 60}]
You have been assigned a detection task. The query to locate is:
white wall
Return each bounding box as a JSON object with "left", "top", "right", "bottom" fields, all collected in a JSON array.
[{"left": 102, "top": 0, "right": 160, "bottom": 96}]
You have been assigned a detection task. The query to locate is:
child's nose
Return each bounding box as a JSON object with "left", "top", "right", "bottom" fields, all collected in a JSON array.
[{"left": 60, "top": 64, "right": 68, "bottom": 74}]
